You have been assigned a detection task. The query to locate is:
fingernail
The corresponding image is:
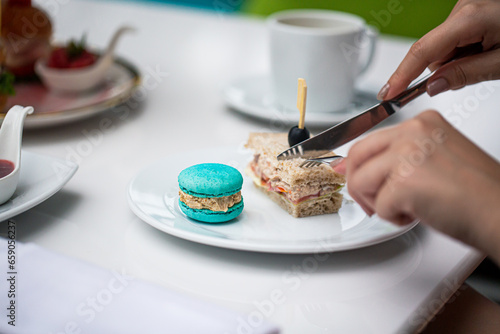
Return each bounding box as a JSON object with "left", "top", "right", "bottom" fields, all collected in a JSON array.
[
  {"left": 331, "top": 158, "right": 346, "bottom": 174},
  {"left": 427, "top": 77, "right": 450, "bottom": 97},
  {"left": 329, "top": 157, "right": 344, "bottom": 168},
  {"left": 377, "top": 83, "right": 390, "bottom": 100}
]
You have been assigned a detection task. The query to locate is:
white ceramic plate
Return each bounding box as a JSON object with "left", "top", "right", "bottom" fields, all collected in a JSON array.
[
  {"left": 3, "top": 56, "right": 140, "bottom": 129},
  {"left": 127, "top": 147, "right": 417, "bottom": 254},
  {"left": 223, "top": 75, "right": 379, "bottom": 127},
  {"left": 0, "top": 151, "right": 78, "bottom": 221}
]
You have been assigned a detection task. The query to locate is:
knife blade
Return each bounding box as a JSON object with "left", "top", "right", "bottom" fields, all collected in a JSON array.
[{"left": 276, "top": 73, "right": 431, "bottom": 160}]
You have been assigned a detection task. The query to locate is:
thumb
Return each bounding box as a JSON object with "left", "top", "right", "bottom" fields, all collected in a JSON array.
[{"left": 427, "top": 48, "right": 500, "bottom": 97}]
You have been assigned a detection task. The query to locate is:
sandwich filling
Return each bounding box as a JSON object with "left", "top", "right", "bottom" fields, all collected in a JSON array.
[
  {"left": 247, "top": 154, "right": 343, "bottom": 205},
  {"left": 179, "top": 191, "right": 242, "bottom": 212}
]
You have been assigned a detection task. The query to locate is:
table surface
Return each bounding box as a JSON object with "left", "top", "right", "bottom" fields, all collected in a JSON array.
[{"left": 5, "top": 0, "right": 500, "bottom": 332}]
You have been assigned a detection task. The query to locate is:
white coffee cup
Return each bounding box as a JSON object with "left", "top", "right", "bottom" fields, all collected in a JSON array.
[{"left": 268, "top": 9, "right": 377, "bottom": 113}]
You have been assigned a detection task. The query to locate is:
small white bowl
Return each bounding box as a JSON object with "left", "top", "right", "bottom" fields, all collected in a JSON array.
[
  {"left": 35, "top": 26, "right": 135, "bottom": 94},
  {"left": 35, "top": 55, "right": 112, "bottom": 93}
]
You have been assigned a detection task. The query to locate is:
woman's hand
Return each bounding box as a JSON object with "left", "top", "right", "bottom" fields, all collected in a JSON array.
[
  {"left": 334, "top": 110, "right": 500, "bottom": 263},
  {"left": 378, "top": 0, "right": 500, "bottom": 100}
]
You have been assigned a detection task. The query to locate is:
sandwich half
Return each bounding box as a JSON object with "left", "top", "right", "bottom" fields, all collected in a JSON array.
[{"left": 245, "top": 132, "right": 345, "bottom": 218}]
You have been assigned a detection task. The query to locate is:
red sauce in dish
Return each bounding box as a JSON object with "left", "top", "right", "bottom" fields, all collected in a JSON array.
[{"left": 0, "top": 160, "right": 15, "bottom": 178}]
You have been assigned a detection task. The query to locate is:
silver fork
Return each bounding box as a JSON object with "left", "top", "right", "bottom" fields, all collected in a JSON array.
[{"left": 299, "top": 155, "right": 344, "bottom": 168}]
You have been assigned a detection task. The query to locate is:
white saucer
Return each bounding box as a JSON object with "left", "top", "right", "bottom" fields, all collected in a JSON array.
[
  {"left": 127, "top": 146, "right": 417, "bottom": 254},
  {"left": 0, "top": 151, "right": 78, "bottom": 221},
  {"left": 223, "top": 75, "right": 379, "bottom": 127}
]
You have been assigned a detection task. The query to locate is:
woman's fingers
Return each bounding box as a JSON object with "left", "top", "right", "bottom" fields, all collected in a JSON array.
[
  {"left": 347, "top": 150, "right": 397, "bottom": 214},
  {"left": 346, "top": 130, "right": 394, "bottom": 174},
  {"left": 343, "top": 110, "right": 447, "bottom": 220},
  {"left": 374, "top": 180, "right": 416, "bottom": 226},
  {"left": 331, "top": 158, "right": 346, "bottom": 174},
  {"left": 428, "top": 42, "right": 484, "bottom": 72},
  {"left": 344, "top": 132, "right": 394, "bottom": 214},
  {"left": 427, "top": 49, "right": 500, "bottom": 96},
  {"left": 378, "top": 1, "right": 500, "bottom": 100},
  {"left": 378, "top": 23, "right": 466, "bottom": 100}
]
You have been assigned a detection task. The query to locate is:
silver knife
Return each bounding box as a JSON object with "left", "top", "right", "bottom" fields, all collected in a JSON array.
[{"left": 276, "top": 73, "right": 431, "bottom": 160}]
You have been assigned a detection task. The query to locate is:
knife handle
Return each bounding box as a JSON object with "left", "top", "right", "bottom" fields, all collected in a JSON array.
[{"left": 391, "top": 72, "right": 431, "bottom": 108}]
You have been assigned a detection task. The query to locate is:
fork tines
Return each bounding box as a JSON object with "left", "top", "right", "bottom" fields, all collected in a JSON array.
[
  {"left": 299, "top": 160, "right": 324, "bottom": 168},
  {"left": 299, "top": 155, "right": 344, "bottom": 169}
]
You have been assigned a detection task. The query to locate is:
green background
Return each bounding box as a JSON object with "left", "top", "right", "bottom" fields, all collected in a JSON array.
[
  {"left": 241, "top": 0, "right": 456, "bottom": 38},
  {"left": 129, "top": 0, "right": 457, "bottom": 38}
]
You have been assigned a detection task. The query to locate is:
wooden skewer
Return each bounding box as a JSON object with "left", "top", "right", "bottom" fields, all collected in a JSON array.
[{"left": 296, "top": 78, "right": 307, "bottom": 129}]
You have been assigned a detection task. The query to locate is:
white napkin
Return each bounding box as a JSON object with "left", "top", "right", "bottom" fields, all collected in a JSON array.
[{"left": 0, "top": 238, "right": 280, "bottom": 334}]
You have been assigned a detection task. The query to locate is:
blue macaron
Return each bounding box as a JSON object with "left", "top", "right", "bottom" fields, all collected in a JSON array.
[{"left": 178, "top": 163, "right": 244, "bottom": 223}]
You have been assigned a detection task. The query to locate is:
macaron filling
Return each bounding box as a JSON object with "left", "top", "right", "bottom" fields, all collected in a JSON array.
[
  {"left": 179, "top": 190, "right": 242, "bottom": 212},
  {"left": 178, "top": 200, "right": 244, "bottom": 223}
]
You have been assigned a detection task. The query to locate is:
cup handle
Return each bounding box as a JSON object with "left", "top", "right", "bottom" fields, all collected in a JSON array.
[{"left": 357, "top": 25, "right": 378, "bottom": 76}]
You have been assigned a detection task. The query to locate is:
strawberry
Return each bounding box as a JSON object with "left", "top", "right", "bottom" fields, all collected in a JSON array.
[
  {"left": 47, "top": 35, "right": 97, "bottom": 69},
  {"left": 68, "top": 51, "right": 97, "bottom": 68},
  {"left": 47, "top": 47, "right": 69, "bottom": 68}
]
